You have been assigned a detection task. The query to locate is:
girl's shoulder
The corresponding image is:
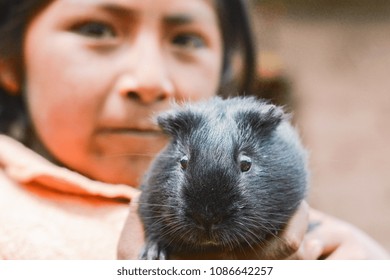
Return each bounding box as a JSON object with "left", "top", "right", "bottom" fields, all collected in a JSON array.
[
  {"left": 0, "top": 134, "right": 137, "bottom": 259},
  {"left": 0, "top": 170, "right": 129, "bottom": 259}
]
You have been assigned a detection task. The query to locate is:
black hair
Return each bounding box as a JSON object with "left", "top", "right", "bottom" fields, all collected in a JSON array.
[
  {"left": 215, "top": 0, "right": 257, "bottom": 97},
  {"left": 0, "top": 0, "right": 257, "bottom": 143},
  {"left": 0, "top": 0, "right": 52, "bottom": 141}
]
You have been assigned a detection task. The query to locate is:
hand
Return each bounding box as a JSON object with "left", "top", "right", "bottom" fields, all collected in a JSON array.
[{"left": 295, "top": 208, "right": 390, "bottom": 260}]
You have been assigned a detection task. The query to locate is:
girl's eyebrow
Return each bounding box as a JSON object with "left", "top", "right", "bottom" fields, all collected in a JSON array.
[
  {"left": 97, "top": 3, "right": 134, "bottom": 18},
  {"left": 91, "top": 3, "right": 196, "bottom": 25},
  {"left": 163, "top": 14, "right": 194, "bottom": 25},
  {"left": 79, "top": 1, "right": 211, "bottom": 28}
]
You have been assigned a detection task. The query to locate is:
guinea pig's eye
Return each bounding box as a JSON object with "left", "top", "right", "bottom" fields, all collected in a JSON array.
[
  {"left": 180, "top": 155, "right": 189, "bottom": 170},
  {"left": 239, "top": 155, "right": 252, "bottom": 172}
]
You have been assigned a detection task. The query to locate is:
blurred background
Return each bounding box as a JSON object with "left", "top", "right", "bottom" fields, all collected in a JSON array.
[{"left": 249, "top": 0, "right": 390, "bottom": 251}]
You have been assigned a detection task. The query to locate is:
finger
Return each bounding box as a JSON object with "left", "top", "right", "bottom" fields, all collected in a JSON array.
[
  {"left": 308, "top": 209, "right": 365, "bottom": 259},
  {"left": 283, "top": 201, "right": 310, "bottom": 240},
  {"left": 259, "top": 201, "right": 310, "bottom": 259},
  {"left": 117, "top": 193, "right": 145, "bottom": 259},
  {"left": 322, "top": 226, "right": 390, "bottom": 260},
  {"left": 280, "top": 201, "right": 310, "bottom": 256},
  {"left": 291, "top": 238, "right": 325, "bottom": 260}
]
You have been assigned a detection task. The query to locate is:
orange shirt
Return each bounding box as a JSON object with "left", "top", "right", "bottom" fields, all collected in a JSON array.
[{"left": 0, "top": 135, "right": 139, "bottom": 259}]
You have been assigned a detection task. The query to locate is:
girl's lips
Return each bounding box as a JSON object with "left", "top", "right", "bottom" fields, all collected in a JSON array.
[
  {"left": 96, "top": 121, "right": 164, "bottom": 136},
  {"left": 98, "top": 127, "right": 163, "bottom": 136},
  {"left": 92, "top": 126, "right": 169, "bottom": 157}
]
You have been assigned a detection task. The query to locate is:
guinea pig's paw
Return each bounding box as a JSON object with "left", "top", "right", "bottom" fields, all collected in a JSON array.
[{"left": 139, "top": 240, "right": 168, "bottom": 260}]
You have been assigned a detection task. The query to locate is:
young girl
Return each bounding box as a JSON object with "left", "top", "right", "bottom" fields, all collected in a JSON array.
[{"left": 0, "top": 0, "right": 388, "bottom": 259}]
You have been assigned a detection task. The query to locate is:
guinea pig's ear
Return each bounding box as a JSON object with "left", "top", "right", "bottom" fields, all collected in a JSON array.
[
  {"left": 157, "top": 110, "right": 201, "bottom": 138},
  {"left": 239, "top": 104, "right": 286, "bottom": 134}
]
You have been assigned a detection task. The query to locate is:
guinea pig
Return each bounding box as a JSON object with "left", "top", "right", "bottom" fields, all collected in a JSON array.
[{"left": 137, "top": 96, "right": 308, "bottom": 260}]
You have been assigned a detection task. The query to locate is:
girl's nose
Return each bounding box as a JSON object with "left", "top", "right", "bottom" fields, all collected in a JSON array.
[
  {"left": 118, "top": 75, "right": 174, "bottom": 104},
  {"left": 117, "top": 34, "right": 174, "bottom": 105}
]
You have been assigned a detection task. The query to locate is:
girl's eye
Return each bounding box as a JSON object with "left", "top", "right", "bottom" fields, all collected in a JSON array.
[
  {"left": 172, "top": 33, "right": 206, "bottom": 49},
  {"left": 239, "top": 155, "right": 252, "bottom": 173},
  {"left": 180, "top": 155, "right": 189, "bottom": 170},
  {"left": 72, "top": 22, "right": 116, "bottom": 39}
]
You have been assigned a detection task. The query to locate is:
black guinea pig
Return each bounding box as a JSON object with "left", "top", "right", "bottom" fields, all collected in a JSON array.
[{"left": 138, "top": 96, "right": 308, "bottom": 260}]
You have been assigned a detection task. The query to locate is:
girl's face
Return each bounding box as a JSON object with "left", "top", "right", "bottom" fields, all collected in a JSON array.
[{"left": 24, "top": 0, "right": 223, "bottom": 186}]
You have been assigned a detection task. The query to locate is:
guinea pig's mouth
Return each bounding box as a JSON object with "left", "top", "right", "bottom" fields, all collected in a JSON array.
[{"left": 194, "top": 231, "right": 225, "bottom": 248}]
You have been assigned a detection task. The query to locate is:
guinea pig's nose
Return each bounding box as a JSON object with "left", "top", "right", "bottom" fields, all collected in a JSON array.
[{"left": 186, "top": 211, "right": 223, "bottom": 232}]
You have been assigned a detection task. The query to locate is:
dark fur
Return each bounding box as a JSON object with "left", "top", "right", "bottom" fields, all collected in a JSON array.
[{"left": 138, "top": 97, "right": 308, "bottom": 259}]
